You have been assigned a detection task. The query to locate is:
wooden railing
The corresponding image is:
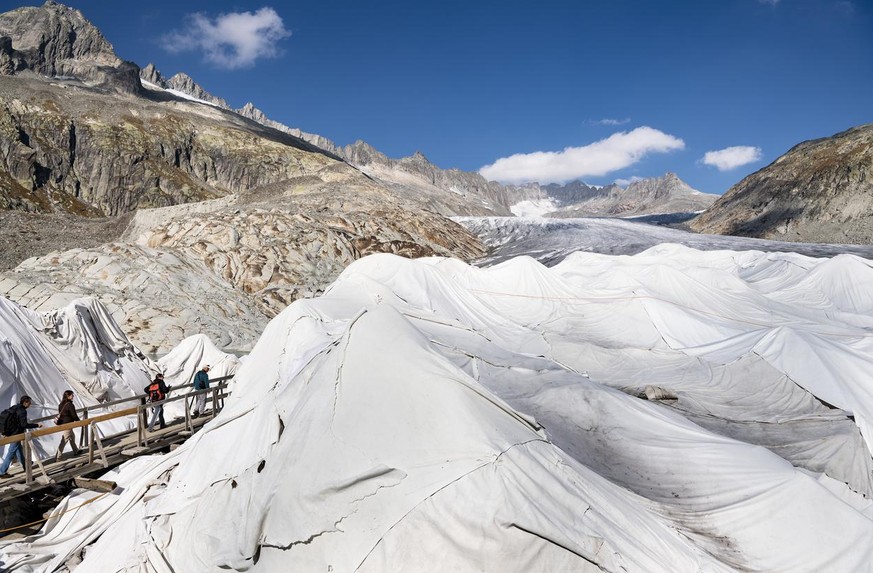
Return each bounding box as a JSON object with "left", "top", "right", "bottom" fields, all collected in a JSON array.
[{"left": 0, "top": 375, "right": 233, "bottom": 486}]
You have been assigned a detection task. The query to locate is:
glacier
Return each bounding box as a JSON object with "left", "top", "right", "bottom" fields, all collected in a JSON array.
[{"left": 2, "top": 238, "right": 873, "bottom": 571}]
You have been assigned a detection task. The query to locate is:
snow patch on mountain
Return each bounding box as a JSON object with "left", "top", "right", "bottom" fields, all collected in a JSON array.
[{"left": 509, "top": 197, "right": 557, "bottom": 218}]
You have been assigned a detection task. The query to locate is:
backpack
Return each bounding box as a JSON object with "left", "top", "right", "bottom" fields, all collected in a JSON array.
[
  {"left": 147, "top": 382, "right": 165, "bottom": 403},
  {"left": 0, "top": 407, "right": 19, "bottom": 436}
]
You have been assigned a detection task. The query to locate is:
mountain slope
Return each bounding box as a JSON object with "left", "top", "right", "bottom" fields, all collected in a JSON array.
[
  {"left": 547, "top": 172, "right": 718, "bottom": 218},
  {"left": 0, "top": 1, "right": 485, "bottom": 353},
  {"left": 690, "top": 124, "right": 873, "bottom": 243},
  {"left": 0, "top": 73, "right": 333, "bottom": 215},
  {"left": 0, "top": 1, "right": 140, "bottom": 93}
]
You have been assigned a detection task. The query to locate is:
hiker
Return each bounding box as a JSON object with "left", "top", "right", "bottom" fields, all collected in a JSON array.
[
  {"left": 191, "top": 364, "right": 210, "bottom": 418},
  {"left": 0, "top": 396, "right": 42, "bottom": 478},
  {"left": 145, "top": 373, "right": 170, "bottom": 431},
  {"left": 55, "top": 390, "right": 81, "bottom": 461}
]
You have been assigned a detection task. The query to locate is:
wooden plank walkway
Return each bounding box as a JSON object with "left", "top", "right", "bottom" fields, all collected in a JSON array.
[{"left": 0, "top": 379, "right": 231, "bottom": 505}]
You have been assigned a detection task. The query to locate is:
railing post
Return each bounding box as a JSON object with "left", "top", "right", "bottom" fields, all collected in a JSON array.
[
  {"left": 211, "top": 388, "right": 219, "bottom": 418},
  {"left": 137, "top": 404, "right": 145, "bottom": 447},
  {"left": 23, "top": 432, "right": 33, "bottom": 485},
  {"left": 80, "top": 408, "right": 89, "bottom": 450},
  {"left": 88, "top": 421, "right": 95, "bottom": 465}
]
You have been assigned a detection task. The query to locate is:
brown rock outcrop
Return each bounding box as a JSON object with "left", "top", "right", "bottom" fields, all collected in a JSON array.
[{"left": 690, "top": 124, "right": 873, "bottom": 244}]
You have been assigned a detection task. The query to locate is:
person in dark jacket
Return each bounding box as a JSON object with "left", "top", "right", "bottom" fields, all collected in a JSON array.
[
  {"left": 55, "top": 390, "right": 80, "bottom": 461},
  {"left": 144, "top": 373, "right": 170, "bottom": 431},
  {"left": 0, "top": 395, "right": 42, "bottom": 478},
  {"left": 191, "top": 365, "right": 210, "bottom": 418}
]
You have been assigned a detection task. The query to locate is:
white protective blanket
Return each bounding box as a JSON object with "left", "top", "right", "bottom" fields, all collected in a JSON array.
[{"left": 2, "top": 248, "right": 873, "bottom": 572}]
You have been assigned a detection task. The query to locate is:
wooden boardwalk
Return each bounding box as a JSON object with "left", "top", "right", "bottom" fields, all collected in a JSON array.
[{"left": 0, "top": 379, "right": 231, "bottom": 505}]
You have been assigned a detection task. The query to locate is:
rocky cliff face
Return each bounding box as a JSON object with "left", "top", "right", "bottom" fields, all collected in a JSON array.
[
  {"left": 542, "top": 180, "right": 604, "bottom": 205},
  {"left": 0, "top": 74, "right": 338, "bottom": 215},
  {"left": 0, "top": 1, "right": 141, "bottom": 94},
  {"left": 690, "top": 124, "right": 873, "bottom": 243}
]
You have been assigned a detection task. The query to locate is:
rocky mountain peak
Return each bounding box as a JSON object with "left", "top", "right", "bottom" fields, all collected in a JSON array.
[
  {"left": 409, "top": 150, "right": 430, "bottom": 163},
  {"left": 236, "top": 102, "right": 268, "bottom": 123},
  {"left": 625, "top": 172, "right": 699, "bottom": 200},
  {"left": 0, "top": 1, "right": 140, "bottom": 93},
  {"left": 165, "top": 72, "right": 229, "bottom": 108},
  {"left": 140, "top": 62, "right": 164, "bottom": 86},
  {"left": 542, "top": 173, "right": 717, "bottom": 218},
  {"left": 342, "top": 140, "right": 387, "bottom": 165}
]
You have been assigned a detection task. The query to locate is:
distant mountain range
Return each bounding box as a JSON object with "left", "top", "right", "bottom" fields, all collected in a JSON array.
[
  {"left": 231, "top": 91, "right": 719, "bottom": 218},
  {"left": 0, "top": 2, "right": 718, "bottom": 227}
]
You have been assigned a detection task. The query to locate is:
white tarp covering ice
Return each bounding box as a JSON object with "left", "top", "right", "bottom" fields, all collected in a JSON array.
[
  {"left": 154, "top": 334, "right": 241, "bottom": 422},
  {"left": 0, "top": 298, "right": 239, "bottom": 460},
  {"left": 0, "top": 296, "right": 156, "bottom": 456},
  {"left": 3, "top": 248, "right": 873, "bottom": 571}
]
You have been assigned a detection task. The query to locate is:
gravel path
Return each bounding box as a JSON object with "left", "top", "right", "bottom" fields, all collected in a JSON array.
[{"left": 0, "top": 211, "right": 133, "bottom": 271}]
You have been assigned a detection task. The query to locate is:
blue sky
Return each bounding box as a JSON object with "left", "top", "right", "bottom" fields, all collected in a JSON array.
[{"left": 12, "top": 0, "right": 872, "bottom": 193}]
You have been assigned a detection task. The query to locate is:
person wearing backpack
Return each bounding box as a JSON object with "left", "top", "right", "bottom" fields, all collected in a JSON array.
[
  {"left": 0, "top": 396, "right": 42, "bottom": 478},
  {"left": 191, "top": 364, "right": 210, "bottom": 418},
  {"left": 144, "top": 373, "right": 170, "bottom": 432},
  {"left": 55, "top": 390, "right": 81, "bottom": 461}
]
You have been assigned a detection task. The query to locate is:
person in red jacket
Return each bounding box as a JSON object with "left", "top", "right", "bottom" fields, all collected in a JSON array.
[
  {"left": 145, "top": 373, "right": 170, "bottom": 431},
  {"left": 55, "top": 390, "right": 80, "bottom": 461}
]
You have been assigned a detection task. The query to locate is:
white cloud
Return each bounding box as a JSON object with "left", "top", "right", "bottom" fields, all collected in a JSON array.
[
  {"left": 592, "top": 118, "right": 631, "bottom": 126},
  {"left": 479, "top": 127, "right": 685, "bottom": 185},
  {"left": 614, "top": 176, "right": 644, "bottom": 187},
  {"left": 758, "top": 0, "right": 780, "bottom": 5},
  {"left": 163, "top": 7, "right": 290, "bottom": 69},
  {"left": 701, "top": 146, "right": 763, "bottom": 171}
]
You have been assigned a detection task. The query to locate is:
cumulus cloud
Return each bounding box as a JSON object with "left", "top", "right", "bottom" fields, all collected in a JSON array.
[
  {"left": 701, "top": 146, "right": 763, "bottom": 171},
  {"left": 758, "top": 0, "right": 780, "bottom": 5},
  {"left": 162, "top": 7, "right": 290, "bottom": 69},
  {"left": 479, "top": 127, "right": 685, "bottom": 184},
  {"left": 591, "top": 118, "right": 631, "bottom": 126}
]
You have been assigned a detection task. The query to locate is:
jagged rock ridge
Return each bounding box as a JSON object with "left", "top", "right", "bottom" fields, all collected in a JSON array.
[
  {"left": 234, "top": 103, "right": 520, "bottom": 217},
  {"left": 546, "top": 173, "right": 718, "bottom": 218},
  {"left": 233, "top": 104, "right": 717, "bottom": 219},
  {"left": 690, "top": 124, "right": 873, "bottom": 244},
  {"left": 141, "top": 64, "right": 230, "bottom": 110},
  {"left": 0, "top": 1, "right": 141, "bottom": 94}
]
